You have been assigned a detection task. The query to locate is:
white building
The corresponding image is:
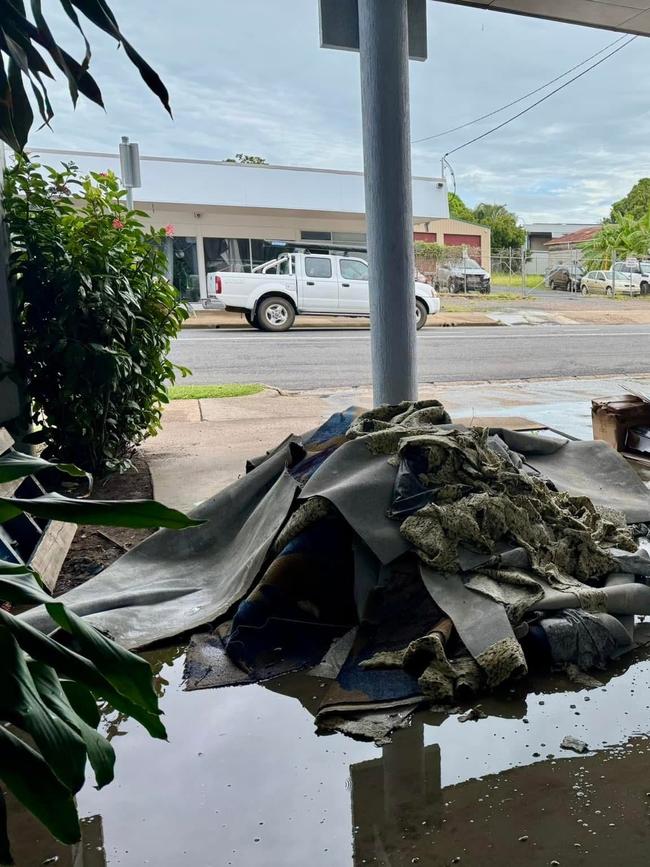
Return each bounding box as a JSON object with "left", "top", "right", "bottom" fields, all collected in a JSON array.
[{"left": 32, "top": 148, "right": 449, "bottom": 300}]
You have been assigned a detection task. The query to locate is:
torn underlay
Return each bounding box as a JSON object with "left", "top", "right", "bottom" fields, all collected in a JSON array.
[{"left": 183, "top": 399, "right": 650, "bottom": 743}]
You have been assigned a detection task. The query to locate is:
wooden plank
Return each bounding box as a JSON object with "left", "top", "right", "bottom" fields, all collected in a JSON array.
[
  {"left": 0, "top": 427, "right": 14, "bottom": 455},
  {"left": 454, "top": 416, "right": 547, "bottom": 431},
  {"left": 29, "top": 521, "right": 77, "bottom": 592}
]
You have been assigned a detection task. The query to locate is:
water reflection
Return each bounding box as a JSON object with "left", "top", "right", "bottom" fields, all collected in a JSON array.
[{"left": 7, "top": 643, "right": 650, "bottom": 865}]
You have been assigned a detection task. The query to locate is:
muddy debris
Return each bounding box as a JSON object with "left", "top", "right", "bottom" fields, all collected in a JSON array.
[
  {"left": 458, "top": 707, "right": 487, "bottom": 723},
  {"left": 560, "top": 735, "right": 589, "bottom": 754}
]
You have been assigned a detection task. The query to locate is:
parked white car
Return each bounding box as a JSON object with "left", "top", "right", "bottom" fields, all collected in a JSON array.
[
  {"left": 435, "top": 257, "right": 491, "bottom": 294},
  {"left": 205, "top": 252, "right": 440, "bottom": 331},
  {"left": 579, "top": 270, "right": 640, "bottom": 296},
  {"left": 613, "top": 262, "right": 650, "bottom": 295}
]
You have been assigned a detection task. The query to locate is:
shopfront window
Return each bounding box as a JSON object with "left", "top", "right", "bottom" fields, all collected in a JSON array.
[
  {"left": 203, "top": 238, "right": 251, "bottom": 273},
  {"left": 171, "top": 237, "right": 200, "bottom": 301},
  {"left": 250, "top": 239, "right": 291, "bottom": 270}
]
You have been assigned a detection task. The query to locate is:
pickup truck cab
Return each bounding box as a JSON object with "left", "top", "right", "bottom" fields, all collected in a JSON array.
[{"left": 205, "top": 251, "right": 440, "bottom": 331}]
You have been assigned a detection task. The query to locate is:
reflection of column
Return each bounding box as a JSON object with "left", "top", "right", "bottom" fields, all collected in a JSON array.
[
  {"left": 71, "top": 814, "right": 106, "bottom": 867},
  {"left": 351, "top": 723, "right": 442, "bottom": 866}
]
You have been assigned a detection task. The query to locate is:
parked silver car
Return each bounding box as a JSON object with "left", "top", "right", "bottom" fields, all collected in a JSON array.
[{"left": 579, "top": 269, "right": 640, "bottom": 296}]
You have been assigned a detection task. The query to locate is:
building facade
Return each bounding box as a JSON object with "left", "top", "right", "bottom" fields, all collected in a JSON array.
[
  {"left": 414, "top": 218, "right": 491, "bottom": 271},
  {"left": 32, "top": 149, "right": 454, "bottom": 300}
]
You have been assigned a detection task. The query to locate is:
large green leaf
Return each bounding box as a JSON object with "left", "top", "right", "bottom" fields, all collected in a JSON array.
[
  {"left": 69, "top": 0, "right": 171, "bottom": 115},
  {"left": 45, "top": 602, "right": 160, "bottom": 714},
  {"left": 0, "top": 569, "right": 51, "bottom": 605},
  {"left": 0, "top": 609, "right": 167, "bottom": 739},
  {"left": 0, "top": 449, "right": 90, "bottom": 485},
  {"left": 0, "top": 726, "right": 80, "bottom": 845},
  {"left": 29, "top": 661, "right": 115, "bottom": 789},
  {"left": 0, "top": 628, "right": 88, "bottom": 793},
  {"left": 0, "top": 492, "right": 202, "bottom": 529},
  {"left": 60, "top": 678, "right": 99, "bottom": 727}
]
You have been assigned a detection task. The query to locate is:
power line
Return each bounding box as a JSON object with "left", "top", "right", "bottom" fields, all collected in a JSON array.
[
  {"left": 413, "top": 33, "right": 629, "bottom": 145},
  {"left": 443, "top": 35, "right": 637, "bottom": 159}
]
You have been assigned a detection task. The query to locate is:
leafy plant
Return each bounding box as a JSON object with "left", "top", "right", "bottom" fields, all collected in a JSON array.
[
  {"left": 0, "top": 0, "right": 170, "bottom": 153},
  {"left": 581, "top": 212, "right": 650, "bottom": 270},
  {"left": 0, "top": 449, "right": 201, "bottom": 865},
  {"left": 224, "top": 154, "right": 267, "bottom": 165},
  {"left": 447, "top": 191, "right": 475, "bottom": 222},
  {"left": 473, "top": 203, "right": 526, "bottom": 251},
  {"left": 4, "top": 156, "right": 190, "bottom": 476},
  {"left": 609, "top": 178, "right": 650, "bottom": 222}
]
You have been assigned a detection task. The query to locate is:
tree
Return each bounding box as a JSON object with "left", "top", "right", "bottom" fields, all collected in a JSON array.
[
  {"left": 224, "top": 154, "right": 268, "bottom": 165},
  {"left": 473, "top": 202, "right": 526, "bottom": 251},
  {"left": 609, "top": 179, "right": 650, "bottom": 222},
  {"left": 4, "top": 158, "right": 190, "bottom": 476},
  {"left": 582, "top": 212, "right": 650, "bottom": 270},
  {"left": 0, "top": 1, "right": 170, "bottom": 153},
  {"left": 448, "top": 192, "right": 474, "bottom": 222}
]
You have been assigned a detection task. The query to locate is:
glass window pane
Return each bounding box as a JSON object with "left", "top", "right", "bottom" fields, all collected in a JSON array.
[
  {"left": 332, "top": 231, "right": 367, "bottom": 245},
  {"left": 305, "top": 257, "right": 332, "bottom": 278},
  {"left": 203, "top": 238, "right": 251, "bottom": 273},
  {"left": 251, "top": 239, "right": 290, "bottom": 269},
  {"left": 172, "top": 237, "right": 199, "bottom": 301},
  {"left": 340, "top": 259, "right": 368, "bottom": 281},
  {"left": 301, "top": 230, "right": 332, "bottom": 241}
]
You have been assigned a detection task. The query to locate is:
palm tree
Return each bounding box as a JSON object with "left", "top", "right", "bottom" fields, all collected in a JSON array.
[{"left": 0, "top": 0, "right": 170, "bottom": 152}]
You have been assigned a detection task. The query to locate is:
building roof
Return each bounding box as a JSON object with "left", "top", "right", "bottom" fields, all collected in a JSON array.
[
  {"left": 544, "top": 226, "right": 602, "bottom": 248},
  {"left": 438, "top": 1, "right": 650, "bottom": 38},
  {"left": 27, "top": 148, "right": 449, "bottom": 220},
  {"left": 524, "top": 222, "right": 601, "bottom": 237}
]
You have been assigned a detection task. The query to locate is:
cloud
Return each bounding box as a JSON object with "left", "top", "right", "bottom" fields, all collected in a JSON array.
[{"left": 26, "top": 0, "right": 650, "bottom": 223}]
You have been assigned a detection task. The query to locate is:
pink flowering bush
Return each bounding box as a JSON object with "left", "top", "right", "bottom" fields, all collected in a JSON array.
[{"left": 4, "top": 157, "right": 190, "bottom": 474}]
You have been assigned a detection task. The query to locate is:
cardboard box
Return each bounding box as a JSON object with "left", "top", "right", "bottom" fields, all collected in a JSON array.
[{"left": 592, "top": 395, "right": 650, "bottom": 465}]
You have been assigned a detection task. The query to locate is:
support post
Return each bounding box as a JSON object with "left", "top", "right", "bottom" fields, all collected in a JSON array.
[{"left": 358, "top": 0, "right": 417, "bottom": 406}]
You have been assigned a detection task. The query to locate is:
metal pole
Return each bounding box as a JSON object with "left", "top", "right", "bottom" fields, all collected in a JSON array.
[
  {"left": 358, "top": 0, "right": 417, "bottom": 406},
  {"left": 521, "top": 246, "right": 526, "bottom": 297},
  {"left": 612, "top": 249, "right": 616, "bottom": 296}
]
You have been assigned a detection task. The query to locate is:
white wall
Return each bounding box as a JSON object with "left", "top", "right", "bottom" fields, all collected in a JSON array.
[{"left": 34, "top": 149, "right": 448, "bottom": 221}]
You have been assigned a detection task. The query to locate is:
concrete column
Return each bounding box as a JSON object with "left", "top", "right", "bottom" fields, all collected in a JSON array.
[
  {"left": 195, "top": 233, "right": 208, "bottom": 299},
  {"left": 358, "top": 0, "right": 417, "bottom": 406}
]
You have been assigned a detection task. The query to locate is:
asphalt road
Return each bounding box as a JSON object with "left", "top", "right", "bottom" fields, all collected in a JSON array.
[{"left": 170, "top": 323, "right": 650, "bottom": 390}]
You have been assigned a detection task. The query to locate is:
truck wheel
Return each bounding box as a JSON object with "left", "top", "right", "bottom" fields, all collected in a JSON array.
[
  {"left": 256, "top": 296, "right": 295, "bottom": 332},
  {"left": 641, "top": 281, "right": 649, "bottom": 295},
  {"left": 415, "top": 299, "right": 428, "bottom": 330}
]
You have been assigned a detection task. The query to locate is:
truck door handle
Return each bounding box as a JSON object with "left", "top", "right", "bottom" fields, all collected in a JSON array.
[
  {"left": 306, "top": 281, "right": 315, "bottom": 286},
  {"left": 341, "top": 282, "right": 350, "bottom": 287}
]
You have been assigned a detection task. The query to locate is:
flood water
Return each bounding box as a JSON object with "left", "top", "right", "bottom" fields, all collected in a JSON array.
[{"left": 8, "top": 640, "right": 650, "bottom": 866}]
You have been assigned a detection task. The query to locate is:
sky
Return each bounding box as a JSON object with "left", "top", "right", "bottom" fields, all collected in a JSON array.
[{"left": 26, "top": 0, "right": 650, "bottom": 224}]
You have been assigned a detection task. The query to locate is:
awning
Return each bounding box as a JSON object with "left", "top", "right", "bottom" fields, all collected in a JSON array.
[{"left": 437, "top": 1, "right": 650, "bottom": 37}]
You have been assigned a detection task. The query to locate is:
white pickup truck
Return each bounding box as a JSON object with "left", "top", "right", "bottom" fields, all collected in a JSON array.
[{"left": 205, "top": 251, "right": 440, "bottom": 332}]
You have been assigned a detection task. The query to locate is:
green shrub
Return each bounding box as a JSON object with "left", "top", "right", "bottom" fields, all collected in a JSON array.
[{"left": 3, "top": 157, "right": 189, "bottom": 476}]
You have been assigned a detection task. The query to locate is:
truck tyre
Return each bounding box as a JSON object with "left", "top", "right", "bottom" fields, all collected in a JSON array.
[
  {"left": 256, "top": 296, "right": 295, "bottom": 332},
  {"left": 641, "top": 281, "right": 649, "bottom": 295},
  {"left": 415, "top": 299, "right": 428, "bottom": 331}
]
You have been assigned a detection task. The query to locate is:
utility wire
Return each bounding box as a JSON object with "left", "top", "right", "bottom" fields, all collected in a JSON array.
[
  {"left": 413, "top": 33, "right": 629, "bottom": 145},
  {"left": 443, "top": 35, "right": 637, "bottom": 158}
]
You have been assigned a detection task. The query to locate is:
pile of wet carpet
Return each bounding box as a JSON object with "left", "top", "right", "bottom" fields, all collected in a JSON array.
[{"left": 20, "top": 400, "right": 650, "bottom": 740}]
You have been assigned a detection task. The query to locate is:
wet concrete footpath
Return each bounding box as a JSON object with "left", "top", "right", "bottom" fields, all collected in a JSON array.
[
  {"left": 9, "top": 375, "right": 650, "bottom": 865},
  {"left": 10, "top": 646, "right": 650, "bottom": 865}
]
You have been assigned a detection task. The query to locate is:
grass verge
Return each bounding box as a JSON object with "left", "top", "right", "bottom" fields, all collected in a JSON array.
[
  {"left": 168, "top": 384, "right": 265, "bottom": 400},
  {"left": 493, "top": 274, "right": 545, "bottom": 289}
]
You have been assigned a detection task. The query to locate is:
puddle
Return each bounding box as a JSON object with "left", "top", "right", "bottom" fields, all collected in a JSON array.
[{"left": 7, "top": 641, "right": 650, "bottom": 866}]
